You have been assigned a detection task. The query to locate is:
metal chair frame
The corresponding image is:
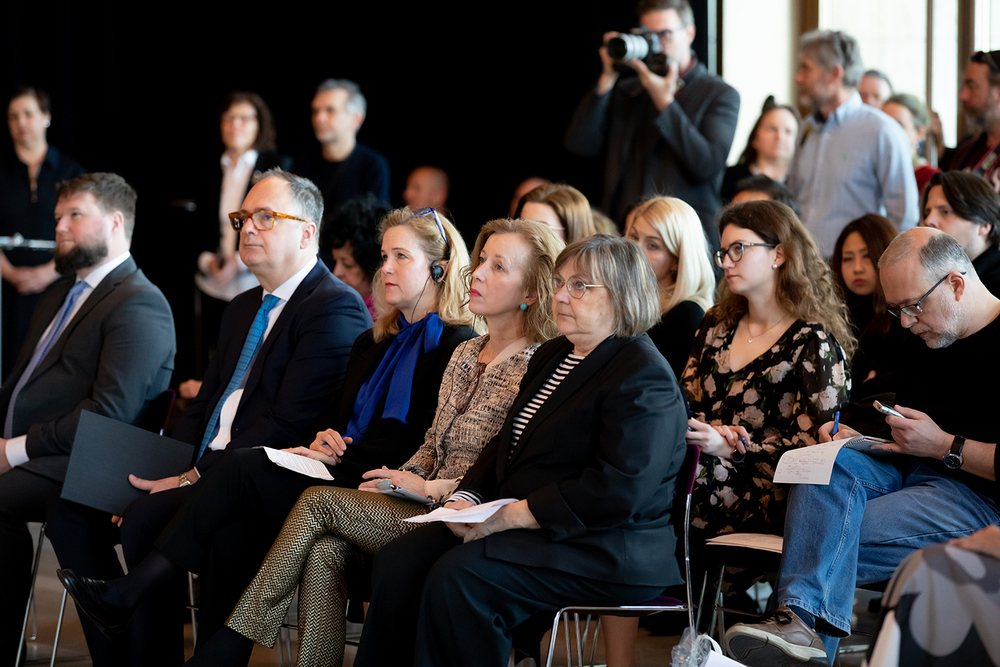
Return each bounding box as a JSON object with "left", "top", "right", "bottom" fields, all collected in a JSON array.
[{"left": 543, "top": 443, "right": 700, "bottom": 667}]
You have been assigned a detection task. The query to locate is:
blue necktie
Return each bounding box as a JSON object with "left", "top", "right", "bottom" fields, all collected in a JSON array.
[
  {"left": 4, "top": 280, "right": 89, "bottom": 438},
  {"left": 197, "top": 294, "right": 280, "bottom": 460}
]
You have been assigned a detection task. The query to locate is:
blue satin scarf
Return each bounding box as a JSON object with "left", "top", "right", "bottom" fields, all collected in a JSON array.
[{"left": 344, "top": 312, "right": 444, "bottom": 444}]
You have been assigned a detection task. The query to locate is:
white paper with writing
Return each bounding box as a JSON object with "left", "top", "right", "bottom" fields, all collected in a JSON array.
[
  {"left": 773, "top": 437, "right": 895, "bottom": 485},
  {"left": 403, "top": 498, "right": 518, "bottom": 524},
  {"left": 261, "top": 447, "right": 335, "bottom": 480}
]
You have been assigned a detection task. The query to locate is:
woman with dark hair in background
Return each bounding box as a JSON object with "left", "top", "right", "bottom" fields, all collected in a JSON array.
[
  {"left": 0, "top": 86, "right": 84, "bottom": 377},
  {"left": 831, "top": 214, "right": 903, "bottom": 401},
  {"left": 319, "top": 194, "right": 390, "bottom": 322},
  {"left": 721, "top": 97, "right": 800, "bottom": 204},
  {"left": 193, "top": 92, "right": 291, "bottom": 374},
  {"left": 516, "top": 182, "right": 597, "bottom": 243}
]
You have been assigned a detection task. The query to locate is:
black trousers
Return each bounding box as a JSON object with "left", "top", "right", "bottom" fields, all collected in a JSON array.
[
  {"left": 147, "top": 448, "right": 339, "bottom": 649},
  {"left": 354, "top": 523, "right": 665, "bottom": 667},
  {"left": 0, "top": 468, "right": 64, "bottom": 666}
]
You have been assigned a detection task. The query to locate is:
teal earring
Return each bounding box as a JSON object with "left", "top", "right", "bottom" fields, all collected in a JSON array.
[{"left": 520, "top": 303, "right": 528, "bottom": 310}]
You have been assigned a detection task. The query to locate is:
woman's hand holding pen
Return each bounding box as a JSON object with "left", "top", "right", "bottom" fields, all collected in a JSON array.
[{"left": 686, "top": 418, "right": 750, "bottom": 459}]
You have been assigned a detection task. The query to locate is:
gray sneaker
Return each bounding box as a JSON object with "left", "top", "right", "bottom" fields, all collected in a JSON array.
[{"left": 724, "top": 606, "right": 828, "bottom": 666}]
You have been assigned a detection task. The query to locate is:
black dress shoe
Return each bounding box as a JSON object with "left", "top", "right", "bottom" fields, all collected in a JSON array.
[{"left": 57, "top": 569, "right": 132, "bottom": 638}]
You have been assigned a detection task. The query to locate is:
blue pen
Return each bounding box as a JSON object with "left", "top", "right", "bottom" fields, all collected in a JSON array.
[{"left": 832, "top": 411, "right": 841, "bottom": 436}]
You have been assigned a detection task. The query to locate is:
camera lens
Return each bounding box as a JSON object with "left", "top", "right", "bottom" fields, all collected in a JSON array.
[{"left": 607, "top": 34, "right": 650, "bottom": 62}]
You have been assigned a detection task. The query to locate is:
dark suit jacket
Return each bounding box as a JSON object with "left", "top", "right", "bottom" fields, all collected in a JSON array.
[
  {"left": 329, "top": 323, "right": 477, "bottom": 487},
  {"left": 0, "top": 256, "right": 176, "bottom": 482},
  {"left": 565, "top": 61, "right": 740, "bottom": 249},
  {"left": 175, "top": 260, "right": 371, "bottom": 473},
  {"left": 458, "top": 334, "right": 687, "bottom": 587}
]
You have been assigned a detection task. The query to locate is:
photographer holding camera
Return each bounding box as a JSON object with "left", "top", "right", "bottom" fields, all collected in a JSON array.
[{"left": 566, "top": 0, "right": 739, "bottom": 251}]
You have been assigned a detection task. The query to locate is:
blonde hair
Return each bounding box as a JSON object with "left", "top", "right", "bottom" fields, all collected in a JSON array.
[
  {"left": 714, "top": 200, "right": 857, "bottom": 359},
  {"left": 371, "top": 207, "right": 476, "bottom": 342},
  {"left": 466, "top": 218, "right": 565, "bottom": 344},
  {"left": 522, "top": 183, "right": 597, "bottom": 243},
  {"left": 630, "top": 197, "right": 715, "bottom": 314}
]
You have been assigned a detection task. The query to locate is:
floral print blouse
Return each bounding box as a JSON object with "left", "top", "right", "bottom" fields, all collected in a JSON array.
[{"left": 681, "top": 313, "right": 851, "bottom": 538}]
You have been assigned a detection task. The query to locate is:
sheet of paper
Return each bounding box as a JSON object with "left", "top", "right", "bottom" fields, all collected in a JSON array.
[
  {"left": 704, "top": 649, "right": 748, "bottom": 666},
  {"left": 261, "top": 447, "right": 334, "bottom": 480},
  {"left": 404, "top": 498, "right": 518, "bottom": 524},
  {"left": 705, "top": 532, "right": 784, "bottom": 553},
  {"left": 773, "top": 441, "right": 843, "bottom": 485}
]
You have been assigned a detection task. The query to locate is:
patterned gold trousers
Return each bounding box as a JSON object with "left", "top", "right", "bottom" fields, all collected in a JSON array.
[{"left": 225, "top": 486, "right": 428, "bottom": 667}]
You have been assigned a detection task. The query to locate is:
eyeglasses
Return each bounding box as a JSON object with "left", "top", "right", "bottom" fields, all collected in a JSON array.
[
  {"left": 552, "top": 275, "right": 605, "bottom": 299},
  {"left": 649, "top": 27, "right": 683, "bottom": 40},
  {"left": 714, "top": 242, "right": 776, "bottom": 268},
  {"left": 411, "top": 207, "right": 450, "bottom": 252},
  {"left": 886, "top": 272, "right": 964, "bottom": 318},
  {"left": 228, "top": 209, "right": 310, "bottom": 232}
]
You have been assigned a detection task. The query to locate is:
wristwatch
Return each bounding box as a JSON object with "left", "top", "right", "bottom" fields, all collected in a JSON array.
[
  {"left": 942, "top": 435, "right": 965, "bottom": 470},
  {"left": 178, "top": 471, "right": 193, "bottom": 487}
]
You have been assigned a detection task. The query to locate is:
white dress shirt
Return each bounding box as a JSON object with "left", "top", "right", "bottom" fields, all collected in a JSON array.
[{"left": 206, "top": 257, "right": 318, "bottom": 452}]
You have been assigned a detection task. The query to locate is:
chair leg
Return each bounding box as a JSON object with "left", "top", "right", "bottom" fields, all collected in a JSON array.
[
  {"left": 715, "top": 566, "right": 726, "bottom": 646},
  {"left": 187, "top": 572, "right": 198, "bottom": 649},
  {"left": 17, "top": 523, "right": 47, "bottom": 667},
  {"left": 544, "top": 611, "right": 562, "bottom": 667},
  {"left": 49, "top": 589, "right": 68, "bottom": 667},
  {"left": 587, "top": 617, "right": 601, "bottom": 667}
]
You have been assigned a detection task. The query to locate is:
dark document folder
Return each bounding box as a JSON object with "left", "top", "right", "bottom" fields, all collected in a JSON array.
[{"left": 60, "top": 410, "right": 195, "bottom": 515}]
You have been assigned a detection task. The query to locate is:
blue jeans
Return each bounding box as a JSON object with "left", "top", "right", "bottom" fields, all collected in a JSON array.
[{"left": 775, "top": 449, "right": 999, "bottom": 663}]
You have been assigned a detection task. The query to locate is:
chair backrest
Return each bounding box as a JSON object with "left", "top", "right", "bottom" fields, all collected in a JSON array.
[
  {"left": 674, "top": 443, "right": 701, "bottom": 628},
  {"left": 136, "top": 388, "right": 177, "bottom": 435}
]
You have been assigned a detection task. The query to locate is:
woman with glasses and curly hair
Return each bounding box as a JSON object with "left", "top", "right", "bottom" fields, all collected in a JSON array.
[{"left": 682, "top": 200, "right": 854, "bottom": 544}]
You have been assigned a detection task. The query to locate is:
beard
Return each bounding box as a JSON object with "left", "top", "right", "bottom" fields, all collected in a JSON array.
[
  {"left": 910, "top": 299, "right": 963, "bottom": 349},
  {"left": 54, "top": 239, "right": 109, "bottom": 275}
]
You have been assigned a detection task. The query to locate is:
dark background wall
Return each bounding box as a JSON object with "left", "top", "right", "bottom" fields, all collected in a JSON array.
[{"left": 2, "top": 0, "right": 713, "bottom": 378}]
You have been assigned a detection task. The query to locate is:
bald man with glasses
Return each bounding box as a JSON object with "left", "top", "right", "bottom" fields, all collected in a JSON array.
[{"left": 725, "top": 227, "right": 1000, "bottom": 666}]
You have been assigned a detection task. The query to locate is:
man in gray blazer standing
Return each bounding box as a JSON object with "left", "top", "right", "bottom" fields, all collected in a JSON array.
[{"left": 0, "top": 172, "right": 175, "bottom": 665}]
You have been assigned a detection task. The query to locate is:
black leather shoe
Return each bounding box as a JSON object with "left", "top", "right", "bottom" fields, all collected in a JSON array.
[{"left": 57, "top": 569, "right": 132, "bottom": 638}]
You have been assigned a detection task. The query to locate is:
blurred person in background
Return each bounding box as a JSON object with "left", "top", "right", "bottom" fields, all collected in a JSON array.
[
  {"left": 859, "top": 69, "right": 893, "bottom": 108},
  {"left": 882, "top": 93, "right": 940, "bottom": 195},
  {"left": 402, "top": 166, "right": 449, "bottom": 212},
  {"left": 516, "top": 182, "right": 597, "bottom": 243},
  {"left": 0, "top": 86, "right": 84, "bottom": 378},
  {"left": 722, "top": 96, "right": 800, "bottom": 203},
  {"left": 320, "top": 194, "right": 390, "bottom": 322}
]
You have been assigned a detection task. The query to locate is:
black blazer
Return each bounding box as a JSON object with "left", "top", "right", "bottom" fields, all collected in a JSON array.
[
  {"left": 174, "top": 261, "right": 371, "bottom": 473},
  {"left": 0, "top": 257, "right": 176, "bottom": 482},
  {"left": 458, "top": 334, "right": 687, "bottom": 588},
  {"left": 329, "top": 323, "right": 478, "bottom": 487}
]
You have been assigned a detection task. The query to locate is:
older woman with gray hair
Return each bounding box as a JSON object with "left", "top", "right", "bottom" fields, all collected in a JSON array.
[{"left": 352, "top": 234, "right": 689, "bottom": 667}]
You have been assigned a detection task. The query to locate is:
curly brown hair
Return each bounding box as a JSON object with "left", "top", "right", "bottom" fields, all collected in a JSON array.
[{"left": 713, "top": 200, "right": 857, "bottom": 359}]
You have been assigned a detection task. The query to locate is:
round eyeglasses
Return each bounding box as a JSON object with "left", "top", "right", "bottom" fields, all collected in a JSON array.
[
  {"left": 552, "top": 275, "right": 605, "bottom": 299},
  {"left": 714, "top": 242, "right": 777, "bottom": 268}
]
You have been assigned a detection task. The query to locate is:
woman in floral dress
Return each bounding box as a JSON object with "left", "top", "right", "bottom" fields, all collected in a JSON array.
[{"left": 682, "top": 200, "right": 855, "bottom": 540}]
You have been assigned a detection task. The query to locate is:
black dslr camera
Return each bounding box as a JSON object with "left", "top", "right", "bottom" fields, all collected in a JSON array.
[{"left": 607, "top": 29, "right": 669, "bottom": 76}]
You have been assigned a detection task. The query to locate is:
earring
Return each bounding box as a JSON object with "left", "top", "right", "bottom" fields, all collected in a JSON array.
[
  {"left": 772, "top": 264, "right": 778, "bottom": 269},
  {"left": 44, "top": 120, "right": 51, "bottom": 128},
  {"left": 519, "top": 303, "right": 528, "bottom": 311}
]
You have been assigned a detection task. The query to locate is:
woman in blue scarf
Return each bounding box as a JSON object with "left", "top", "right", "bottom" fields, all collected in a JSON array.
[{"left": 58, "top": 207, "right": 478, "bottom": 659}]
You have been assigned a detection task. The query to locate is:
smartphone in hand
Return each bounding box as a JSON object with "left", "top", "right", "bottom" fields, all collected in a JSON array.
[{"left": 873, "top": 400, "right": 905, "bottom": 419}]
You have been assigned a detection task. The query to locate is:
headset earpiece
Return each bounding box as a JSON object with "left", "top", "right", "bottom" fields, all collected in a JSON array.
[{"left": 431, "top": 262, "right": 445, "bottom": 283}]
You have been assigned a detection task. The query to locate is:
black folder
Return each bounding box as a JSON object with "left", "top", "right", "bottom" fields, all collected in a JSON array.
[{"left": 60, "top": 410, "right": 195, "bottom": 515}]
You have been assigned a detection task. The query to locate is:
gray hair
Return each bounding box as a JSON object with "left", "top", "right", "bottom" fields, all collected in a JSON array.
[
  {"left": 554, "top": 234, "right": 660, "bottom": 338},
  {"left": 880, "top": 230, "right": 974, "bottom": 280},
  {"left": 800, "top": 30, "right": 864, "bottom": 88},
  {"left": 256, "top": 168, "right": 324, "bottom": 239},
  {"left": 315, "top": 78, "right": 367, "bottom": 116}
]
